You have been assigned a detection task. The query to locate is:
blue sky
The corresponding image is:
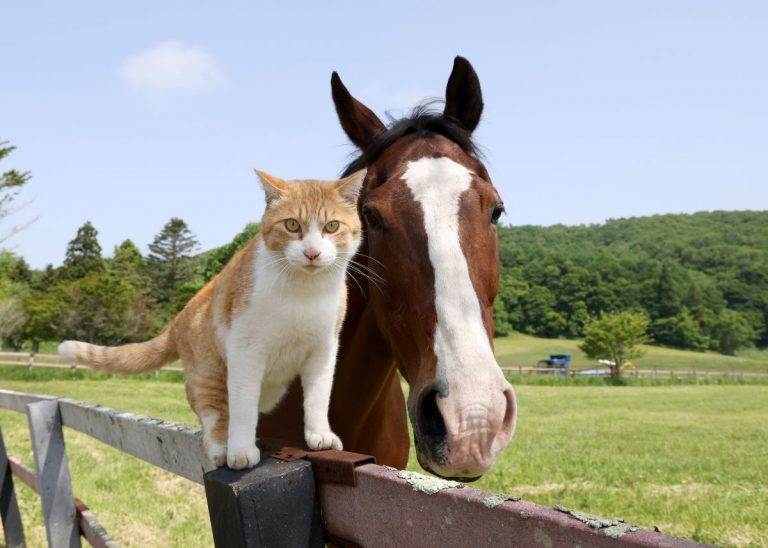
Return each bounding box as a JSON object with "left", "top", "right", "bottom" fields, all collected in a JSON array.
[{"left": 2, "top": 1, "right": 767, "bottom": 268}]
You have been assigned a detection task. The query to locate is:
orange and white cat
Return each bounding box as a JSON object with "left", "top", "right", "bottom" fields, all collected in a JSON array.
[{"left": 59, "top": 169, "right": 365, "bottom": 469}]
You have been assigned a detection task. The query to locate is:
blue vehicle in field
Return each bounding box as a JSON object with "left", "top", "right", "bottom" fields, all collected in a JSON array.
[{"left": 534, "top": 354, "right": 571, "bottom": 375}]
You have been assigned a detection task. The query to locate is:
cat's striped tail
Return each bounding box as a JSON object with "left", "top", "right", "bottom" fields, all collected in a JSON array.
[{"left": 58, "top": 330, "right": 179, "bottom": 374}]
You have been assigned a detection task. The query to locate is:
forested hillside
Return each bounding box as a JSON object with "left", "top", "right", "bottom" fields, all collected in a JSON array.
[
  {"left": 494, "top": 211, "right": 768, "bottom": 353},
  {"left": 1, "top": 210, "right": 766, "bottom": 356}
]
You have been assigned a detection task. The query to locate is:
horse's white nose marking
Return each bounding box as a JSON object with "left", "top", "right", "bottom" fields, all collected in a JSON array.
[{"left": 402, "top": 157, "right": 497, "bottom": 381}]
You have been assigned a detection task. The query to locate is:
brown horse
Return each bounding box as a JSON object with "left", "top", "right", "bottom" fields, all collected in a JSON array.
[{"left": 259, "top": 57, "right": 516, "bottom": 480}]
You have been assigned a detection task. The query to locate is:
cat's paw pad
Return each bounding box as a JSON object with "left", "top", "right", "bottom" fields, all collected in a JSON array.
[
  {"left": 227, "top": 445, "right": 260, "bottom": 470},
  {"left": 305, "top": 430, "right": 343, "bottom": 451},
  {"left": 207, "top": 443, "right": 228, "bottom": 468}
]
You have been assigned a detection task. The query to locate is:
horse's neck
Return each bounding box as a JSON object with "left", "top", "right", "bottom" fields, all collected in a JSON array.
[{"left": 332, "top": 302, "right": 408, "bottom": 466}]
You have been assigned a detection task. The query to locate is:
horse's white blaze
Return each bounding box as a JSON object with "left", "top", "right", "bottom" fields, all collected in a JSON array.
[
  {"left": 402, "top": 157, "right": 497, "bottom": 389},
  {"left": 403, "top": 156, "right": 513, "bottom": 474}
]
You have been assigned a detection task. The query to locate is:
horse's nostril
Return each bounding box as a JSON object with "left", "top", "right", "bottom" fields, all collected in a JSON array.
[{"left": 418, "top": 389, "right": 447, "bottom": 446}]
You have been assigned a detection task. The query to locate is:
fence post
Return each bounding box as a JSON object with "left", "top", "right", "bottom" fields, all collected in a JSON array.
[
  {"left": 26, "top": 400, "right": 81, "bottom": 548},
  {"left": 204, "top": 455, "right": 324, "bottom": 548},
  {"left": 0, "top": 426, "right": 25, "bottom": 548}
]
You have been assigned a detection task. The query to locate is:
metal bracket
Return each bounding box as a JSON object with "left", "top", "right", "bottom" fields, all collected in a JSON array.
[{"left": 271, "top": 447, "right": 375, "bottom": 487}]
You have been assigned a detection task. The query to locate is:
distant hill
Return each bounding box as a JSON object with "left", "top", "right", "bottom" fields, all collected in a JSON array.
[{"left": 495, "top": 211, "right": 768, "bottom": 353}]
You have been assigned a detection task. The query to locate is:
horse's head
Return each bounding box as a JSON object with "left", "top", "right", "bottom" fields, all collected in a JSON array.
[{"left": 331, "top": 57, "right": 516, "bottom": 480}]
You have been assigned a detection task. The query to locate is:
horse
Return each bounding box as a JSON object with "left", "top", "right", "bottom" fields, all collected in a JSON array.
[{"left": 259, "top": 57, "right": 516, "bottom": 480}]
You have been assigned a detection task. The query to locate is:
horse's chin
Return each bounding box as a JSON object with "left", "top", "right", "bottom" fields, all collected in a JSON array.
[{"left": 415, "top": 449, "right": 483, "bottom": 483}]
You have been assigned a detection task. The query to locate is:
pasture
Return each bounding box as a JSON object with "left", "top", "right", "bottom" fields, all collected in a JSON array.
[
  {"left": 495, "top": 331, "right": 768, "bottom": 373},
  {"left": 0, "top": 377, "right": 765, "bottom": 546}
]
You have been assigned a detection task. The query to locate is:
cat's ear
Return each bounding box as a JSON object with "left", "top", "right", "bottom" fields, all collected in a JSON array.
[
  {"left": 255, "top": 169, "right": 286, "bottom": 206},
  {"left": 335, "top": 169, "right": 366, "bottom": 205}
]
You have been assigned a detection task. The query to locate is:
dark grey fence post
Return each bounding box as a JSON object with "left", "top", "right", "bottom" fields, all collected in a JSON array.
[
  {"left": 204, "top": 455, "right": 324, "bottom": 548},
  {"left": 0, "top": 426, "right": 26, "bottom": 548},
  {"left": 26, "top": 400, "right": 81, "bottom": 548}
]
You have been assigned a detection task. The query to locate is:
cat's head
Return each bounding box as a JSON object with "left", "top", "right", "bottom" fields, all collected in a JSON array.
[{"left": 256, "top": 169, "right": 365, "bottom": 273}]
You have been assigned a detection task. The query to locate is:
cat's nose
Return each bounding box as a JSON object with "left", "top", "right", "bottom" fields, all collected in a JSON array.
[{"left": 303, "top": 248, "right": 321, "bottom": 261}]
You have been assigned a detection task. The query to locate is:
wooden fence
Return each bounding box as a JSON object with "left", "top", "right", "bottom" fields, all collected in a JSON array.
[
  {"left": 501, "top": 365, "right": 768, "bottom": 380},
  {"left": 0, "top": 388, "right": 709, "bottom": 547},
  {"left": 0, "top": 352, "right": 183, "bottom": 372},
  {"left": 3, "top": 352, "right": 763, "bottom": 381}
]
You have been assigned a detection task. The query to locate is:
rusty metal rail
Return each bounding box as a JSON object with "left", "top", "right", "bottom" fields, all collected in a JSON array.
[{"left": 6, "top": 455, "right": 116, "bottom": 548}]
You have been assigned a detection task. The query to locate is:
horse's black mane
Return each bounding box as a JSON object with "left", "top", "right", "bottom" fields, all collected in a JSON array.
[{"left": 341, "top": 103, "right": 480, "bottom": 177}]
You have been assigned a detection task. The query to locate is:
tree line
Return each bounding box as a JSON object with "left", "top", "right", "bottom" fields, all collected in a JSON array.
[
  {"left": 493, "top": 211, "right": 768, "bottom": 355},
  {"left": 0, "top": 219, "right": 259, "bottom": 351},
  {"left": 1, "top": 140, "right": 765, "bottom": 355}
]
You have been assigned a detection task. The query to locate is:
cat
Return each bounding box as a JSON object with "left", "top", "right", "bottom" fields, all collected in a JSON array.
[{"left": 58, "top": 168, "right": 366, "bottom": 469}]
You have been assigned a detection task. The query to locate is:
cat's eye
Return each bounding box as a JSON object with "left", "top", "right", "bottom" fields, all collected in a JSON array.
[
  {"left": 285, "top": 219, "right": 301, "bottom": 233},
  {"left": 362, "top": 206, "right": 384, "bottom": 231},
  {"left": 490, "top": 204, "right": 505, "bottom": 225},
  {"left": 324, "top": 221, "right": 340, "bottom": 234}
]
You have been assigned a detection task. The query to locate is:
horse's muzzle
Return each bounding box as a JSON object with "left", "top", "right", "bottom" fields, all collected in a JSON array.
[{"left": 412, "top": 380, "right": 517, "bottom": 479}]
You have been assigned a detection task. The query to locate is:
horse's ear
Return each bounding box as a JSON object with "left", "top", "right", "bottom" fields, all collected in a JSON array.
[
  {"left": 444, "top": 56, "right": 484, "bottom": 133},
  {"left": 331, "top": 72, "right": 386, "bottom": 150},
  {"left": 254, "top": 169, "right": 286, "bottom": 206}
]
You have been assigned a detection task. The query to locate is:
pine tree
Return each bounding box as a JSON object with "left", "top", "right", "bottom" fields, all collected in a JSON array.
[
  {"left": 147, "top": 217, "right": 199, "bottom": 304},
  {"left": 10, "top": 257, "right": 32, "bottom": 284},
  {"left": 1, "top": 140, "right": 33, "bottom": 243},
  {"left": 60, "top": 221, "right": 104, "bottom": 280},
  {"left": 110, "top": 239, "right": 151, "bottom": 292}
]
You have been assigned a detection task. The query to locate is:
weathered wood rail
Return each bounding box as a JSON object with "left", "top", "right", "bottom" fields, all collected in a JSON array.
[
  {"left": 0, "top": 351, "right": 184, "bottom": 372},
  {"left": 0, "top": 389, "right": 709, "bottom": 547}
]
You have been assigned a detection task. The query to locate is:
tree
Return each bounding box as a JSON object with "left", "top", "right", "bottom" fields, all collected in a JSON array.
[
  {"left": 1, "top": 140, "right": 33, "bottom": 243},
  {"left": 147, "top": 217, "right": 199, "bottom": 306},
  {"left": 654, "top": 261, "right": 681, "bottom": 319},
  {"left": 579, "top": 311, "right": 651, "bottom": 378},
  {"left": 57, "top": 272, "right": 155, "bottom": 345},
  {"left": 200, "top": 222, "right": 260, "bottom": 283},
  {"left": 0, "top": 297, "right": 27, "bottom": 349},
  {"left": 492, "top": 295, "right": 513, "bottom": 337},
  {"left": 710, "top": 309, "right": 756, "bottom": 355},
  {"left": 60, "top": 221, "right": 104, "bottom": 280},
  {"left": 110, "top": 239, "right": 151, "bottom": 292}
]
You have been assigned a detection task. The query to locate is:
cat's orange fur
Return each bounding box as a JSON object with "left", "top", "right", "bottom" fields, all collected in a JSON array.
[{"left": 60, "top": 169, "right": 365, "bottom": 468}]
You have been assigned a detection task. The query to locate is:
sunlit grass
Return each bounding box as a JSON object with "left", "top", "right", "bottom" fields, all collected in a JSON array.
[{"left": 0, "top": 379, "right": 766, "bottom": 546}]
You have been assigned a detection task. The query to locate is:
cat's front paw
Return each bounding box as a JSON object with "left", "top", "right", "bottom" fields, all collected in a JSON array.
[
  {"left": 227, "top": 445, "right": 260, "bottom": 470},
  {"left": 206, "top": 442, "right": 228, "bottom": 468},
  {"left": 305, "top": 430, "right": 343, "bottom": 451}
]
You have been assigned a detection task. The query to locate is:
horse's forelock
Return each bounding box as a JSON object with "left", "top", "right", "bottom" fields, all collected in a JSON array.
[{"left": 341, "top": 104, "right": 480, "bottom": 177}]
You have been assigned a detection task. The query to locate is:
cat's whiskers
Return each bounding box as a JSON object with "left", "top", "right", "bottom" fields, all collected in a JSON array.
[
  {"left": 333, "top": 258, "right": 366, "bottom": 297},
  {"left": 344, "top": 261, "right": 387, "bottom": 296}
]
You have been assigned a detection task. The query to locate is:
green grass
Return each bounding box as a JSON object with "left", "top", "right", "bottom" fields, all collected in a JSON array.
[
  {"left": 1, "top": 378, "right": 766, "bottom": 546},
  {"left": 494, "top": 331, "right": 768, "bottom": 372}
]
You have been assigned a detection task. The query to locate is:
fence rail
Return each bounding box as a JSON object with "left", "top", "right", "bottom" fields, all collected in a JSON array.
[
  {"left": 0, "top": 388, "right": 708, "bottom": 547},
  {"left": 501, "top": 365, "right": 768, "bottom": 379},
  {"left": 0, "top": 351, "right": 184, "bottom": 372}
]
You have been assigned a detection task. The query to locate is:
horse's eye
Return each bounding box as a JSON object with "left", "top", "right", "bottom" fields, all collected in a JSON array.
[
  {"left": 490, "top": 204, "right": 505, "bottom": 225},
  {"left": 362, "top": 206, "right": 384, "bottom": 231}
]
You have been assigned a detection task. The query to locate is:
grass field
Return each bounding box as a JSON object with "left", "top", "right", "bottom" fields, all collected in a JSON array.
[
  {"left": 494, "top": 331, "right": 768, "bottom": 372},
  {"left": 7, "top": 332, "right": 768, "bottom": 376},
  {"left": 1, "top": 377, "right": 766, "bottom": 546}
]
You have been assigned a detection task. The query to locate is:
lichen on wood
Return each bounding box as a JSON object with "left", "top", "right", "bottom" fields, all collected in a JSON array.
[
  {"left": 554, "top": 504, "right": 640, "bottom": 538},
  {"left": 396, "top": 470, "right": 463, "bottom": 495},
  {"left": 482, "top": 493, "right": 521, "bottom": 508}
]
